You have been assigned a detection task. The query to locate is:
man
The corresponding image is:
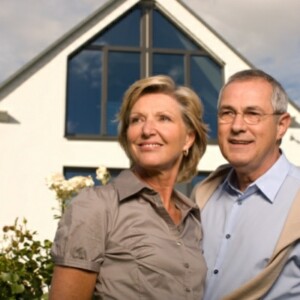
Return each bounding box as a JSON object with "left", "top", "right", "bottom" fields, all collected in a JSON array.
[{"left": 192, "top": 69, "right": 300, "bottom": 299}]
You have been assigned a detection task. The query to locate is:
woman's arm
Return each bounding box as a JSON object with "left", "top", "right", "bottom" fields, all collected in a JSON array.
[{"left": 49, "top": 265, "right": 97, "bottom": 300}]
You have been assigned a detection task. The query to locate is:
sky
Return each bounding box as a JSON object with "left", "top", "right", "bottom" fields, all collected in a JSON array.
[{"left": 1, "top": 0, "right": 300, "bottom": 107}]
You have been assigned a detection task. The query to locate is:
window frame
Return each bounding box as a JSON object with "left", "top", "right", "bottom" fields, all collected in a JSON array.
[{"left": 65, "top": 3, "right": 224, "bottom": 143}]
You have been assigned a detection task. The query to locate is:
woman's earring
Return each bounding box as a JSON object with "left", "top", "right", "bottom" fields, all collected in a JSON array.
[{"left": 183, "top": 149, "right": 189, "bottom": 157}]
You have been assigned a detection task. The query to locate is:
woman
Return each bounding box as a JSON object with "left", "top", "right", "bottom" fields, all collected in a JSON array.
[{"left": 49, "top": 75, "right": 208, "bottom": 299}]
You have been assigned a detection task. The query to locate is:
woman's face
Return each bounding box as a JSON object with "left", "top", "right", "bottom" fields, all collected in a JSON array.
[{"left": 127, "top": 93, "right": 195, "bottom": 175}]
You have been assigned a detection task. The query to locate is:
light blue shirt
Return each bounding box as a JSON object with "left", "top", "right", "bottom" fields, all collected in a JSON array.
[{"left": 201, "top": 153, "right": 300, "bottom": 300}]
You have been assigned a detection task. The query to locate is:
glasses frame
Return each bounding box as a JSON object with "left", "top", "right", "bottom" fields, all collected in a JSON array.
[{"left": 217, "top": 110, "right": 283, "bottom": 125}]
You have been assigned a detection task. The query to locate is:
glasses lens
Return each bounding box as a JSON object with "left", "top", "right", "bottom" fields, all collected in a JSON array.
[{"left": 244, "top": 112, "right": 263, "bottom": 124}]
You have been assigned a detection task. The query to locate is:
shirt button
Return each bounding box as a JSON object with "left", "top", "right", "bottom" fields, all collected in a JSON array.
[
  {"left": 213, "top": 269, "right": 219, "bottom": 274},
  {"left": 176, "top": 241, "right": 182, "bottom": 246},
  {"left": 225, "top": 234, "right": 231, "bottom": 239},
  {"left": 184, "top": 263, "right": 189, "bottom": 268},
  {"left": 185, "top": 287, "right": 191, "bottom": 292},
  {"left": 237, "top": 200, "right": 242, "bottom": 205}
]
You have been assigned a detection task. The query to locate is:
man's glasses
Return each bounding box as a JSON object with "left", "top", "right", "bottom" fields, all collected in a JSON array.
[{"left": 218, "top": 110, "right": 282, "bottom": 125}]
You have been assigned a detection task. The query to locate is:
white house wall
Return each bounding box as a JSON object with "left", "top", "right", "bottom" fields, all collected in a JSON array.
[
  {"left": 0, "top": 0, "right": 140, "bottom": 240},
  {"left": 0, "top": 51, "right": 130, "bottom": 241},
  {"left": 285, "top": 105, "right": 300, "bottom": 162},
  {"left": 1, "top": 0, "right": 300, "bottom": 241}
]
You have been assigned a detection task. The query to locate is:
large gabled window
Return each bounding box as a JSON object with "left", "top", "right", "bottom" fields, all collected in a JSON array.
[{"left": 66, "top": 3, "right": 223, "bottom": 140}]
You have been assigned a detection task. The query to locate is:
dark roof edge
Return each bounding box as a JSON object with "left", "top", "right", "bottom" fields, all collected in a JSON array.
[{"left": 288, "top": 98, "right": 300, "bottom": 110}]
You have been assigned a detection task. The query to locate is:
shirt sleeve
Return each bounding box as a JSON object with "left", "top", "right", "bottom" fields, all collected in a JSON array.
[{"left": 51, "top": 186, "right": 111, "bottom": 272}]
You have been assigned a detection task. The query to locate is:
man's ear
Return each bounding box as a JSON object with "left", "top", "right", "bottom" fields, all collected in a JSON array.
[{"left": 277, "top": 112, "right": 291, "bottom": 140}]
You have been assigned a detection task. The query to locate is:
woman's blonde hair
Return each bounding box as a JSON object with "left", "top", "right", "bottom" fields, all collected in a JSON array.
[{"left": 117, "top": 75, "right": 208, "bottom": 183}]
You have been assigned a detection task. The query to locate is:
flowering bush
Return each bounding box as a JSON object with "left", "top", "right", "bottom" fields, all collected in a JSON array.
[
  {"left": 46, "top": 166, "right": 111, "bottom": 218},
  {"left": 0, "top": 218, "right": 53, "bottom": 299},
  {"left": 0, "top": 166, "right": 111, "bottom": 299}
]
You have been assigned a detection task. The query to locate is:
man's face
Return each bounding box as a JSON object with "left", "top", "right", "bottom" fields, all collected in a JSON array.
[{"left": 218, "top": 78, "right": 290, "bottom": 179}]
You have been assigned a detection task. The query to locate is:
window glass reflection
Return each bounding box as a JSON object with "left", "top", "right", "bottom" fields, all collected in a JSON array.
[
  {"left": 190, "top": 56, "right": 222, "bottom": 139},
  {"left": 152, "top": 53, "right": 184, "bottom": 85},
  {"left": 153, "top": 10, "right": 199, "bottom": 50},
  {"left": 176, "top": 172, "right": 209, "bottom": 195},
  {"left": 107, "top": 52, "right": 140, "bottom": 135},
  {"left": 66, "top": 50, "right": 102, "bottom": 135},
  {"left": 64, "top": 167, "right": 123, "bottom": 186},
  {"left": 92, "top": 8, "right": 140, "bottom": 47}
]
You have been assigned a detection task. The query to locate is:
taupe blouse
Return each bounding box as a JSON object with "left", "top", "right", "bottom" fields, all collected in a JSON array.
[{"left": 51, "top": 170, "right": 206, "bottom": 299}]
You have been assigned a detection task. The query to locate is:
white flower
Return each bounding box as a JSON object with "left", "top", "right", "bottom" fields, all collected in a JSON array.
[
  {"left": 96, "top": 166, "right": 111, "bottom": 185},
  {"left": 45, "top": 174, "right": 95, "bottom": 202},
  {"left": 46, "top": 167, "right": 111, "bottom": 218},
  {"left": 45, "top": 173, "right": 65, "bottom": 189}
]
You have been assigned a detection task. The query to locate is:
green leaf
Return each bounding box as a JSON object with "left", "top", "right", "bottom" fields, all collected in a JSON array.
[
  {"left": 0, "top": 272, "right": 11, "bottom": 282},
  {"left": 11, "top": 283, "right": 25, "bottom": 294},
  {"left": 11, "top": 273, "right": 20, "bottom": 282}
]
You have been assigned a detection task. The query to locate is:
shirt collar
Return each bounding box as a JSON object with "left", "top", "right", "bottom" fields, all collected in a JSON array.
[
  {"left": 112, "top": 169, "right": 200, "bottom": 216},
  {"left": 112, "top": 170, "right": 153, "bottom": 201},
  {"left": 255, "top": 153, "right": 291, "bottom": 202},
  {"left": 222, "top": 152, "right": 291, "bottom": 203}
]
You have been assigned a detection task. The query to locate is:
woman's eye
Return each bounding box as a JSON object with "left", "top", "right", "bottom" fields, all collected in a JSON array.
[
  {"left": 159, "top": 115, "right": 171, "bottom": 122},
  {"left": 129, "top": 117, "right": 141, "bottom": 124}
]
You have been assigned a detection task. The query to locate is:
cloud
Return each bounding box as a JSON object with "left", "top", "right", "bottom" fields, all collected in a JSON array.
[
  {"left": 0, "top": 0, "right": 105, "bottom": 82},
  {"left": 184, "top": 0, "right": 300, "bottom": 105}
]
